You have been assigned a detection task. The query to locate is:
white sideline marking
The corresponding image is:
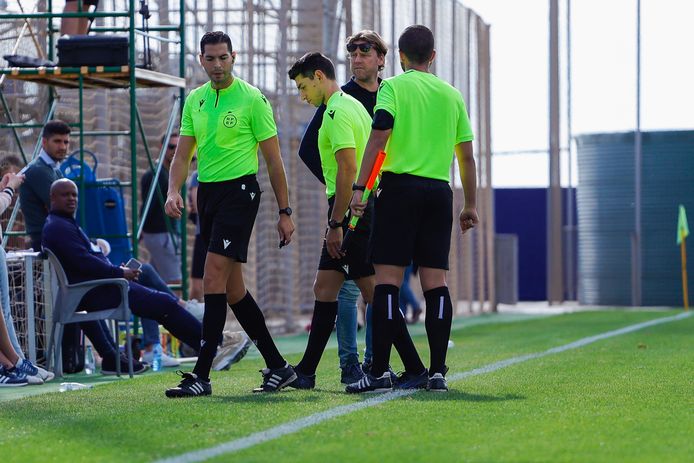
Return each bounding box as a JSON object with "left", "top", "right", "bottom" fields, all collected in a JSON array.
[{"left": 154, "top": 312, "right": 691, "bottom": 463}]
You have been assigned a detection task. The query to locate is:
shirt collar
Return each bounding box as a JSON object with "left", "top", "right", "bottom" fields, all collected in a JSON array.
[{"left": 39, "top": 149, "right": 59, "bottom": 169}]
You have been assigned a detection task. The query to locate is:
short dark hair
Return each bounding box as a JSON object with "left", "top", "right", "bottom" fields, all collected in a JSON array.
[
  {"left": 288, "top": 52, "right": 336, "bottom": 81},
  {"left": 42, "top": 120, "right": 71, "bottom": 139},
  {"left": 398, "top": 25, "right": 435, "bottom": 65},
  {"left": 161, "top": 130, "right": 179, "bottom": 146},
  {"left": 200, "top": 31, "right": 232, "bottom": 55}
]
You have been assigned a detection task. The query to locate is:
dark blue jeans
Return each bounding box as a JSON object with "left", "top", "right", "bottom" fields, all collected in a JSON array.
[
  {"left": 79, "top": 273, "right": 201, "bottom": 351},
  {"left": 79, "top": 320, "right": 119, "bottom": 358},
  {"left": 137, "top": 264, "right": 176, "bottom": 347}
]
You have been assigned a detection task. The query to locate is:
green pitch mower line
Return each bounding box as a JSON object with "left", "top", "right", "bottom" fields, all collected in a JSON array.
[{"left": 155, "top": 312, "right": 691, "bottom": 463}]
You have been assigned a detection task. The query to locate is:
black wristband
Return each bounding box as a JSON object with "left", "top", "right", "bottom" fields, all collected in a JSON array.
[
  {"left": 2, "top": 187, "right": 14, "bottom": 198},
  {"left": 352, "top": 183, "right": 365, "bottom": 192},
  {"left": 328, "top": 218, "right": 343, "bottom": 229}
]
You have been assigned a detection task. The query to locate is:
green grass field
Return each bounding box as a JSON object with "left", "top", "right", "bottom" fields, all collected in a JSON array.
[{"left": 1, "top": 309, "right": 692, "bottom": 462}]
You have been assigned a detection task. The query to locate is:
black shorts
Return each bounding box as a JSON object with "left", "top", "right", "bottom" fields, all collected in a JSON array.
[
  {"left": 197, "top": 175, "right": 261, "bottom": 262},
  {"left": 191, "top": 234, "right": 206, "bottom": 278},
  {"left": 318, "top": 196, "right": 375, "bottom": 280},
  {"left": 371, "top": 172, "right": 453, "bottom": 269}
]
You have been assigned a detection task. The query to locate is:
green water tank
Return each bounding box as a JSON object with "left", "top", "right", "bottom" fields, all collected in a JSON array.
[{"left": 575, "top": 130, "right": 694, "bottom": 307}]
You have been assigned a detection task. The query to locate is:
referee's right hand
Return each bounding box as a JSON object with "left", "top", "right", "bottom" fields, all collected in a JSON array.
[{"left": 165, "top": 192, "right": 184, "bottom": 219}]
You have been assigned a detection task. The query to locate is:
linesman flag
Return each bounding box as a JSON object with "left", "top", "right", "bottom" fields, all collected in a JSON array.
[
  {"left": 677, "top": 205, "right": 689, "bottom": 245},
  {"left": 677, "top": 205, "right": 689, "bottom": 310}
]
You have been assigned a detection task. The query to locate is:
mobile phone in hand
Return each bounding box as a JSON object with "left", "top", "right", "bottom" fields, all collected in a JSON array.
[{"left": 125, "top": 258, "right": 142, "bottom": 270}]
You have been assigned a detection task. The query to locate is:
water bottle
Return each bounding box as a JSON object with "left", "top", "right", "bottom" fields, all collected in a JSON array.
[
  {"left": 152, "top": 342, "right": 163, "bottom": 372},
  {"left": 59, "top": 382, "right": 93, "bottom": 392},
  {"left": 84, "top": 345, "right": 95, "bottom": 375}
]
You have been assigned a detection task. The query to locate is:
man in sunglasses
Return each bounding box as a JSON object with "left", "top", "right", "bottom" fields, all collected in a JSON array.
[
  {"left": 296, "top": 30, "right": 388, "bottom": 386},
  {"left": 140, "top": 131, "right": 182, "bottom": 286}
]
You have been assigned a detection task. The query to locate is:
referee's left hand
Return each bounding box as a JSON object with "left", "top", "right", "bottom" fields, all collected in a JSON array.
[
  {"left": 326, "top": 227, "right": 343, "bottom": 259},
  {"left": 459, "top": 207, "right": 479, "bottom": 234},
  {"left": 278, "top": 214, "right": 295, "bottom": 247},
  {"left": 165, "top": 192, "right": 184, "bottom": 219},
  {"left": 350, "top": 193, "right": 367, "bottom": 218}
]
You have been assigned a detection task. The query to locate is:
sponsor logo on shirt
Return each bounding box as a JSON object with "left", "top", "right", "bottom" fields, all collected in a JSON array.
[
  {"left": 223, "top": 239, "right": 231, "bottom": 249},
  {"left": 328, "top": 109, "right": 336, "bottom": 119}
]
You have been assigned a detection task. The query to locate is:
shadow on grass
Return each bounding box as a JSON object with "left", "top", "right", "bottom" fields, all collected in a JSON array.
[
  {"left": 409, "top": 390, "right": 525, "bottom": 402},
  {"left": 206, "top": 391, "right": 323, "bottom": 404}
]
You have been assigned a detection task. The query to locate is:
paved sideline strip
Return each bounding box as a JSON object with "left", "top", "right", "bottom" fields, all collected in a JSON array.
[{"left": 154, "top": 311, "right": 691, "bottom": 463}]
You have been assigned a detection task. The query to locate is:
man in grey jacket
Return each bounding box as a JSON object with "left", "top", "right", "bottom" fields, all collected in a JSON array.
[{"left": 20, "top": 120, "right": 71, "bottom": 251}]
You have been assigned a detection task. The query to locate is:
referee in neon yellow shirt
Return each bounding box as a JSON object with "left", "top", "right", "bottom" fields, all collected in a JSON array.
[
  {"left": 164, "top": 31, "right": 297, "bottom": 397},
  {"left": 286, "top": 52, "right": 385, "bottom": 389},
  {"left": 348, "top": 25, "right": 478, "bottom": 393}
]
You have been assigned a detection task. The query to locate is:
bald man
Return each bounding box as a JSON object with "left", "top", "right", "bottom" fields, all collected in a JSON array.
[{"left": 42, "top": 180, "right": 205, "bottom": 367}]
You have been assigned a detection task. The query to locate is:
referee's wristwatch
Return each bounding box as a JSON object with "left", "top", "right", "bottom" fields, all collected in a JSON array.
[
  {"left": 278, "top": 207, "right": 293, "bottom": 216},
  {"left": 328, "top": 218, "right": 343, "bottom": 229}
]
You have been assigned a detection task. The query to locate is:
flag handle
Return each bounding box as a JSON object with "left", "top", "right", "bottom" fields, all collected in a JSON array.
[
  {"left": 681, "top": 237, "right": 689, "bottom": 310},
  {"left": 341, "top": 150, "right": 387, "bottom": 254}
]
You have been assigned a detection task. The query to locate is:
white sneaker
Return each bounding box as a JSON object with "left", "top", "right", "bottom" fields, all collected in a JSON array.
[
  {"left": 14, "top": 359, "right": 51, "bottom": 385},
  {"left": 142, "top": 350, "right": 181, "bottom": 367},
  {"left": 35, "top": 365, "right": 55, "bottom": 383},
  {"left": 212, "top": 332, "right": 252, "bottom": 371},
  {"left": 24, "top": 373, "right": 44, "bottom": 385},
  {"left": 184, "top": 299, "right": 204, "bottom": 321}
]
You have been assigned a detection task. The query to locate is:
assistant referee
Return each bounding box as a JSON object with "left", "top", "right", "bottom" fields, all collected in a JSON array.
[
  {"left": 164, "top": 31, "right": 296, "bottom": 397},
  {"left": 348, "top": 25, "right": 478, "bottom": 393}
]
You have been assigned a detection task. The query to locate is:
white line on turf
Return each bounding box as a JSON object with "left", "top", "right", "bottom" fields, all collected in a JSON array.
[{"left": 154, "top": 311, "right": 691, "bottom": 463}]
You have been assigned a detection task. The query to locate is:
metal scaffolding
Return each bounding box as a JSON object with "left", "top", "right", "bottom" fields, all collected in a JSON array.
[
  {"left": 0, "top": 0, "right": 187, "bottom": 292},
  {"left": 1, "top": 0, "right": 494, "bottom": 333}
]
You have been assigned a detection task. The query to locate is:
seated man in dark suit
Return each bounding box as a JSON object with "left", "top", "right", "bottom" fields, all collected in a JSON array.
[{"left": 42, "top": 179, "right": 207, "bottom": 371}]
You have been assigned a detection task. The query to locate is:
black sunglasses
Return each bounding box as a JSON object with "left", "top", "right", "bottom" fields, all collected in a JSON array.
[
  {"left": 347, "top": 43, "right": 374, "bottom": 53},
  {"left": 167, "top": 144, "right": 177, "bottom": 150}
]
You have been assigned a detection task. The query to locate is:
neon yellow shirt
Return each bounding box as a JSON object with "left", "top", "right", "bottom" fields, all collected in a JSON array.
[
  {"left": 318, "top": 91, "right": 372, "bottom": 198},
  {"left": 181, "top": 78, "right": 277, "bottom": 182},
  {"left": 374, "top": 70, "right": 474, "bottom": 182}
]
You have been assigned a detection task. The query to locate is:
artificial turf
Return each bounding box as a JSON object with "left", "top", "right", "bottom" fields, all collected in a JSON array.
[{"left": 1, "top": 309, "right": 691, "bottom": 463}]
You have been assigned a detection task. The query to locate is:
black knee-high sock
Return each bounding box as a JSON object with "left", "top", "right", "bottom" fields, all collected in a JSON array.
[
  {"left": 193, "top": 293, "right": 227, "bottom": 380},
  {"left": 424, "top": 286, "right": 453, "bottom": 375},
  {"left": 371, "top": 284, "right": 400, "bottom": 377},
  {"left": 391, "top": 310, "right": 426, "bottom": 375},
  {"left": 370, "top": 286, "right": 425, "bottom": 376},
  {"left": 229, "top": 291, "right": 285, "bottom": 369},
  {"left": 295, "top": 300, "right": 338, "bottom": 375}
]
